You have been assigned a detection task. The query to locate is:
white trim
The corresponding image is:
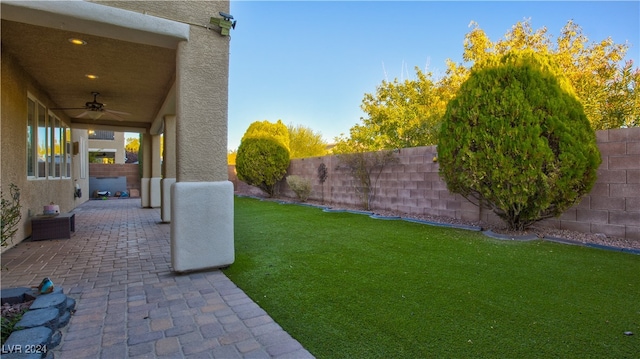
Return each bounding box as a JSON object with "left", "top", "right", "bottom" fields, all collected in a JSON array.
[{"left": 80, "top": 137, "right": 87, "bottom": 179}]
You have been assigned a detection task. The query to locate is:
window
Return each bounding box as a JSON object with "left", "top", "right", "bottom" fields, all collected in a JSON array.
[
  {"left": 27, "top": 98, "right": 36, "bottom": 177},
  {"left": 50, "top": 115, "right": 60, "bottom": 178},
  {"left": 37, "top": 101, "right": 47, "bottom": 178},
  {"left": 88, "top": 130, "right": 114, "bottom": 140},
  {"left": 65, "top": 127, "right": 72, "bottom": 178},
  {"left": 27, "top": 93, "right": 71, "bottom": 179}
]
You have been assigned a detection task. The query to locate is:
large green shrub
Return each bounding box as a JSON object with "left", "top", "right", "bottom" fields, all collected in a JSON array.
[
  {"left": 241, "top": 119, "right": 290, "bottom": 152},
  {"left": 236, "top": 137, "right": 290, "bottom": 197},
  {"left": 438, "top": 51, "right": 601, "bottom": 231}
]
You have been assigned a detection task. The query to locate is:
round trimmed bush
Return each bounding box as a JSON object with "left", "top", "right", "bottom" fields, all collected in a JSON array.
[
  {"left": 438, "top": 52, "right": 601, "bottom": 230},
  {"left": 236, "top": 137, "right": 290, "bottom": 197}
]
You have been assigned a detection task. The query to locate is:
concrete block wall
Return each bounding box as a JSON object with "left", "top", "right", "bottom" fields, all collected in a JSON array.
[
  {"left": 89, "top": 163, "right": 141, "bottom": 196},
  {"left": 231, "top": 128, "right": 639, "bottom": 241},
  {"left": 539, "top": 128, "right": 640, "bottom": 240}
]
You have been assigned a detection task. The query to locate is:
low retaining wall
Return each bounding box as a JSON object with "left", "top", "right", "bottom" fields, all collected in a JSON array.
[
  {"left": 89, "top": 163, "right": 141, "bottom": 197},
  {"left": 230, "top": 128, "right": 640, "bottom": 241}
]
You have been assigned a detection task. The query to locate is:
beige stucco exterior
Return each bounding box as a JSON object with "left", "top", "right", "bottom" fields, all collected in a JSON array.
[
  {"left": 1, "top": 1, "right": 234, "bottom": 270},
  {"left": 88, "top": 131, "right": 126, "bottom": 164},
  {"left": 1, "top": 49, "right": 90, "bottom": 253}
]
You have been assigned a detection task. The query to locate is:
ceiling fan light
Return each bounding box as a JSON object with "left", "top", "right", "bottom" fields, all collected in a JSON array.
[
  {"left": 68, "top": 38, "right": 87, "bottom": 45},
  {"left": 85, "top": 74, "right": 99, "bottom": 79},
  {"left": 87, "top": 111, "right": 103, "bottom": 120}
]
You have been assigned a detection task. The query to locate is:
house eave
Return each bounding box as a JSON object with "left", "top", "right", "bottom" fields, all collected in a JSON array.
[{"left": 1, "top": 0, "right": 189, "bottom": 49}]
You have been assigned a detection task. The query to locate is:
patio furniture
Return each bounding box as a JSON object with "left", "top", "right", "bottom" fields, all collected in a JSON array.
[{"left": 31, "top": 213, "right": 75, "bottom": 241}]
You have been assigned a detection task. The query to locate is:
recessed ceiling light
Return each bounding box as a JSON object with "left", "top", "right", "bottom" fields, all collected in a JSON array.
[
  {"left": 68, "top": 38, "right": 86, "bottom": 45},
  {"left": 85, "top": 74, "right": 99, "bottom": 79}
]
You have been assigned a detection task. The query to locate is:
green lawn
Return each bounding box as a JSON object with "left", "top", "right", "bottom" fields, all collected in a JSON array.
[{"left": 225, "top": 197, "right": 639, "bottom": 358}]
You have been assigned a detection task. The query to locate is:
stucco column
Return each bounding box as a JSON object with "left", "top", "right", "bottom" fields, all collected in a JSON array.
[
  {"left": 161, "top": 115, "right": 176, "bottom": 222},
  {"left": 140, "top": 133, "right": 152, "bottom": 208},
  {"left": 171, "top": 2, "right": 234, "bottom": 272},
  {"left": 149, "top": 134, "right": 162, "bottom": 208}
]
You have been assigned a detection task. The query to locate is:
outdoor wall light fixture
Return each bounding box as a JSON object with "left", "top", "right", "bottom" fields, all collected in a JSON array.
[{"left": 209, "top": 12, "right": 236, "bottom": 36}]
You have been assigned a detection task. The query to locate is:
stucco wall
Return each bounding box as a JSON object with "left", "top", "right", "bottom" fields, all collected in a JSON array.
[
  {"left": 88, "top": 132, "right": 125, "bottom": 163},
  {"left": 231, "top": 128, "right": 640, "bottom": 241},
  {"left": 1, "top": 50, "right": 89, "bottom": 252},
  {"left": 94, "top": 1, "right": 230, "bottom": 182}
]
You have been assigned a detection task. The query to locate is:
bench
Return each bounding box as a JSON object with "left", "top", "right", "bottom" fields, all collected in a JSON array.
[{"left": 31, "top": 213, "right": 75, "bottom": 241}]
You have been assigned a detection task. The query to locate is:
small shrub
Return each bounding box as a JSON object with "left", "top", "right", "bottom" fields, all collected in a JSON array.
[
  {"left": 286, "top": 175, "right": 312, "bottom": 202},
  {"left": 1, "top": 184, "right": 22, "bottom": 248},
  {"left": 337, "top": 150, "right": 398, "bottom": 210},
  {"left": 236, "top": 138, "right": 290, "bottom": 197},
  {"left": 317, "top": 163, "right": 328, "bottom": 203},
  {"left": 1, "top": 308, "right": 27, "bottom": 344},
  {"left": 317, "top": 163, "right": 328, "bottom": 184}
]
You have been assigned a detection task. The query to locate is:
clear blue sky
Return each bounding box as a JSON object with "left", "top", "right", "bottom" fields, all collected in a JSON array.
[{"left": 225, "top": 1, "right": 639, "bottom": 151}]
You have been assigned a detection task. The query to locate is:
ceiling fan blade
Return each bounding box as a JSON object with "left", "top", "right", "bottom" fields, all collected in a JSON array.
[
  {"left": 75, "top": 111, "right": 104, "bottom": 120},
  {"left": 104, "top": 109, "right": 130, "bottom": 116},
  {"left": 102, "top": 111, "right": 127, "bottom": 121}
]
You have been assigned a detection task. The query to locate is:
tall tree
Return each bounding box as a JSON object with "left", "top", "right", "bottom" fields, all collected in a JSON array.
[
  {"left": 336, "top": 19, "right": 637, "bottom": 154},
  {"left": 287, "top": 123, "right": 328, "bottom": 158},
  {"left": 334, "top": 69, "right": 446, "bottom": 153},
  {"left": 125, "top": 137, "right": 140, "bottom": 153},
  {"left": 455, "top": 19, "right": 636, "bottom": 129},
  {"left": 227, "top": 150, "right": 237, "bottom": 165}
]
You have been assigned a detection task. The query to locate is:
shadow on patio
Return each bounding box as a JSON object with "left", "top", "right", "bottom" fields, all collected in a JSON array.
[{"left": 1, "top": 198, "right": 312, "bottom": 358}]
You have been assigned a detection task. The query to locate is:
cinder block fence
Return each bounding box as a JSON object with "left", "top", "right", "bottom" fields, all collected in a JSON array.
[{"left": 230, "top": 128, "right": 640, "bottom": 241}]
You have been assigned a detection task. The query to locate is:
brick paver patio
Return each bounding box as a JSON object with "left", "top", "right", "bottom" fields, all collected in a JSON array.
[{"left": 1, "top": 198, "right": 313, "bottom": 358}]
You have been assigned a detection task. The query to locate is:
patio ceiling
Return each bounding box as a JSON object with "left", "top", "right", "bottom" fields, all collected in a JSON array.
[{"left": 1, "top": 1, "right": 187, "bottom": 133}]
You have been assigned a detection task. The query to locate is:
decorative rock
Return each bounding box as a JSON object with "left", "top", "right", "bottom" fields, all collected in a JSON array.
[
  {"left": 15, "top": 308, "right": 59, "bottom": 330},
  {"left": 0, "top": 353, "right": 43, "bottom": 359},
  {"left": 0, "top": 287, "right": 35, "bottom": 305},
  {"left": 50, "top": 330, "right": 63, "bottom": 348},
  {"left": 30, "top": 293, "right": 67, "bottom": 315},
  {"left": 3, "top": 326, "right": 52, "bottom": 349},
  {"left": 58, "top": 310, "right": 71, "bottom": 327},
  {"left": 4, "top": 285, "right": 74, "bottom": 356},
  {"left": 2, "top": 287, "right": 76, "bottom": 359},
  {"left": 65, "top": 297, "right": 76, "bottom": 312}
]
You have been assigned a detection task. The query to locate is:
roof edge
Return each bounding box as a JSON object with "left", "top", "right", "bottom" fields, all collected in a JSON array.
[{"left": 1, "top": 0, "right": 189, "bottom": 49}]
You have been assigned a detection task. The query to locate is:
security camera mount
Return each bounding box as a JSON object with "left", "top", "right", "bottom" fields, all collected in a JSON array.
[{"left": 210, "top": 12, "right": 236, "bottom": 36}]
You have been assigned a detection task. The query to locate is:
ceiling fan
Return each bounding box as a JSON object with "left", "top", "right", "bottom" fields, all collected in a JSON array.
[{"left": 51, "top": 92, "right": 130, "bottom": 121}]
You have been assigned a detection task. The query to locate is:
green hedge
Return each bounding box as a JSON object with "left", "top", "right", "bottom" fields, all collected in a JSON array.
[
  {"left": 438, "top": 51, "right": 601, "bottom": 230},
  {"left": 236, "top": 137, "right": 290, "bottom": 197}
]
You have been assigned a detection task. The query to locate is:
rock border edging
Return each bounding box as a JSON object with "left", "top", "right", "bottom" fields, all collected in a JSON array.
[{"left": 1, "top": 286, "right": 75, "bottom": 359}]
